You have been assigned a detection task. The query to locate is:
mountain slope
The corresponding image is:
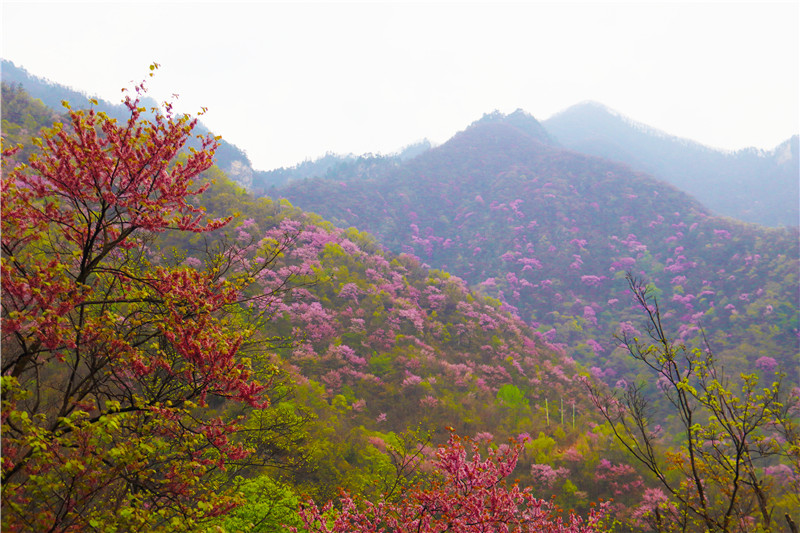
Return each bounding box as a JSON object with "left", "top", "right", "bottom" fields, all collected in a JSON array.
[
  {"left": 250, "top": 139, "right": 433, "bottom": 194},
  {"left": 543, "top": 101, "right": 799, "bottom": 227},
  {"left": 152, "top": 169, "right": 639, "bottom": 515},
  {"left": 274, "top": 111, "right": 799, "bottom": 386}
]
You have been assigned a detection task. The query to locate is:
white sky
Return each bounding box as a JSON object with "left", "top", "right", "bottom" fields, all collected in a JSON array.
[{"left": 2, "top": 1, "right": 798, "bottom": 170}]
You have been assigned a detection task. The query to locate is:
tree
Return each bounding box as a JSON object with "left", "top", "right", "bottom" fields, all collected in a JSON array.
[
  {"left": 220, "top": 474, "right": 302, "bottom": 532},
  {"left": 1, "top": 72, "right": 296, "bottom": 531},
  {"left": 294, "top": 432, "right": 610, "bottom": 532},
  {"left": 586, "top": 274, "right": 800, "bottom": 533}
]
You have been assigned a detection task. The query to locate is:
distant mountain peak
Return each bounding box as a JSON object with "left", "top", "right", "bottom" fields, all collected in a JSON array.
[
  {"left": 466, "top": 108, "right": 554, "bottom": 146},
  {"left": 773, "top": 135, "right": 798, "bottom": 166},
  {"left": 543, "top": 102, "right": 799, "bottom": 227},
  {"left": 548, "top": 101, "right": 699, "bottom": 149},
  {"left": 558, "top": 100, "right": 611, "bottom": 112}
]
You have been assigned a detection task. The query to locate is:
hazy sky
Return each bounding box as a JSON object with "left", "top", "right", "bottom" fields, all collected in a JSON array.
[{"left": 2, "top": 1, "right": 798, "bottom": 170}]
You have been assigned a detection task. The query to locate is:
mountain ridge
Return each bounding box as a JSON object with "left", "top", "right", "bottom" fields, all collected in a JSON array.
[
  {"left": 8, "top": 55, "right": 793, "bottom": 229},
  {"left": 2, "top": 81, "right": 628, "bottom": 513},
  {"left": 543, "top": 101, "right": 799, "bottom": 227},
  {"left": 4, "top": 65, "right": 796, "bottom": 386}
]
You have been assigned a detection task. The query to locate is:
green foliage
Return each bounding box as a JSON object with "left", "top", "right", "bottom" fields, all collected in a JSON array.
[
  {"left": 496, "top": 383, "right": 529, "bottom": 408},
  {"left": 219, "top": 475, "right": 301, "bottom": 533},
  {"left": 526, "top": 432, "right": 557, "bottom": 463},
  {"left": 1, "top": 82, "right": 60, "bottom": 161}
]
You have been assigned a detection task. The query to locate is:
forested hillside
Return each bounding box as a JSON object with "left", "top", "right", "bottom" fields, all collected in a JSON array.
[
  {"left": 275, "top": 110, "right": 799, "bottom": 390},
  {"left": 183, "top": 178, "right": 631, "bottom": 507},
  {"left": 2, "top": 74, "right": 798, "bottom": 533}
]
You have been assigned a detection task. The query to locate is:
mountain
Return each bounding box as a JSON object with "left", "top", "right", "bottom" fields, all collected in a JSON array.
[
  {"left": 543, "top": 101, "right": 799, "bottom": 227},
  {"left": 1, "top": 79, "right": 638, "bottom": 517},
  {"left": 0, "top": 59, "right": 258, "bottom": 189},
  {"left": 1, "top": 82, "right": 61, "bottom": 162},
  {"left": 273, "top": 110, "right": 799, "bottom": 388}
]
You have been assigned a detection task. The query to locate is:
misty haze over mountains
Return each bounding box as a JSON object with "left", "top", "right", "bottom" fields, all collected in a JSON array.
[
  {"left": 4, "top": 59, "right": 797, "bottom": 229},
  {"left": 543, "top": 101, "right": 799, "bottom": 228},
  {"left": 260, "top": 104, "right": 798, "bottom": 228}
]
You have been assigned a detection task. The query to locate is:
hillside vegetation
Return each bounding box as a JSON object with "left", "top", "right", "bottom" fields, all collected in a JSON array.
[
  {"left": 2, "top": 75, "right": 798, "bottom": 532},
  {"left": 275, "top": 111, "right": 799, "bottom": 390}
]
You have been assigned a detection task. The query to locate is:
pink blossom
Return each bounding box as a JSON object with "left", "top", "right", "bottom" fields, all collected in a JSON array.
[
  {"left": 420, "top": 395, "right": 439, "bottom": 408},
  {"left": 581, "top": 275, "right": 606, "bottom": 287},
  {"left": 338, "top": 282, "right": 361, "bottom": 302},
  {"left": 182, "top": 256, "right": 203, "bottom": 269},
  {"left": 583, "top": 306, "right": 598, "bottom": 326},
  {"left": 586, "top": 339, "right": 603, "bottom": 355},
  {"left": 530, "top": 463, "right": 569, "bottom": 491},
  {"left": 756, "top": 356, "right": 778, "bottom": 373},
  {"left": 402, "top": 372, "right": 423, "bottom": 388},
  {"left": 631, "top": 488, "right": 678, "bottom": 530},
  {"left": 474, "top": 431, "right": 494, "bottom": 443}
]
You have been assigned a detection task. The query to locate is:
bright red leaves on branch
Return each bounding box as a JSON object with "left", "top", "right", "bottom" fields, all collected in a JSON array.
[
  {"left": 1, "top": 74, "right": 272, "bottom": 531},
  {"left": 296, "top": 433, "right": 609, "bottom": 533}
]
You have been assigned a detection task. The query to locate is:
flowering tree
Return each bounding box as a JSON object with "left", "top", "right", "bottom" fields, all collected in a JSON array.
[
  {"left": 295, "top": 432, "right": 610, "bottom": 532},
  {"left": 586, "top": 274, "right": 800, "bottom": 533},
  {"left": 1, "top": 72, "right": 290, "bottom": 531}
]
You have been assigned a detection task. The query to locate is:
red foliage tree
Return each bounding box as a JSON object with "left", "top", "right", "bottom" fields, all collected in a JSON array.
[
  {"left": 295, "top": 432, "right": 609, "bottom": 532},
  {"left": 1, "top": 73, "right": 280, "bottom": 531}
]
